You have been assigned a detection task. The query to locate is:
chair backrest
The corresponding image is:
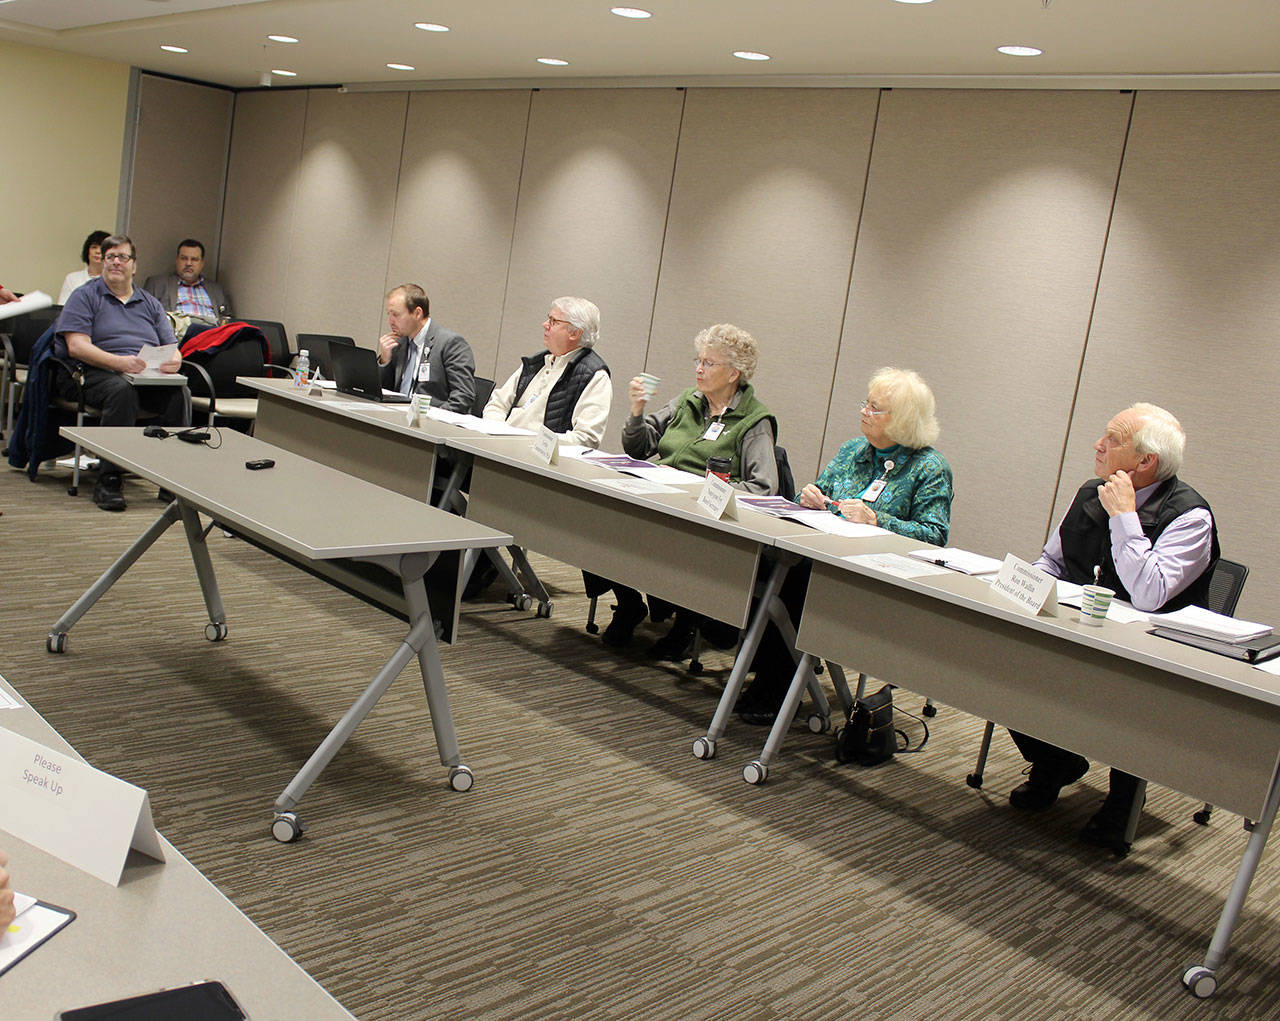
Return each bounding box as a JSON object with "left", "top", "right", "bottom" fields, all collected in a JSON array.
[
  {"left": 471, "top": 376, "right": 495, "bottom": 416},
  {"left": 1205, "top": 558, "right": 1248, "bottom": 617},
  {"left": 182, "top": 327, "right": 269, "bottom": 400},
  {"left": 773, "top": 444, "right": 796, "bottom": 501},
  {"left": 295, "top": 334, "right": 354, "bottom": 379},
  {"left": 242, "top": 319, "right": 291, "bottom": 367},
  {"left": 10, "top": 305, "right": 63, "bottom": 363}
]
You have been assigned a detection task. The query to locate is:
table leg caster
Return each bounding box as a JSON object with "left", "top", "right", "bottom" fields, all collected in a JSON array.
[
  {"left": 271, "top": 812, "right": 304, "bottom": 843},
  {"left": 510, "top": 593, "right": 533, "bottom": 612},
  {"left": 965, "top": 772, "right": 984, "bottom": 789},
  {"left": 1182, "top": 965, "right": 1217, "bottom": 998},
  {"left": 742, "top": 760, "right": 768, "bottom": 785},
  {"left": 47, "top": 632, "right": 67, "bottom": 654},
  {"left": 204, "top": 621, "right": 228, "bottom": 642},
  {"left": 692, "top": 737, "right": 716, "bottom": 760},
  {"left": 806, "top": 713, "right": 829, "bottom": 734},
  {"left": 448, "top": 765, "right": 475, "bottom": 792},
  {"left": 536, "top": 600, "right": 553, "bottom": 619},
  {"left": 922, "top": 702, "right": 938, "bottom": 718}
]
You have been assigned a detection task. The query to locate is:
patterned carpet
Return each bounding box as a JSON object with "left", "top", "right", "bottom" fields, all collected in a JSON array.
[{"left": 3, "top": 463, "right": 1280, "bottom": 1019}]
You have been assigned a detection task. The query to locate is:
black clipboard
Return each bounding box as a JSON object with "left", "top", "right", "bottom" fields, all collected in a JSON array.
[{"left": 0, "top": 898, "right": 76, "bottom": 976}]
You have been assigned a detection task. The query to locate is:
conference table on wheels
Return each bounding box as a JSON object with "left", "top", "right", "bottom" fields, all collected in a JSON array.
[
  {"left": 1, "top": 675, "right": 354, "bottom": 1018},
  {"left": 237, "top": 375, "right": 1280, "bottom": 997}
]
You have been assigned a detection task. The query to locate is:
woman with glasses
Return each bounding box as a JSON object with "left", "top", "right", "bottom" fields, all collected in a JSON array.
[
  {"left": 597, "top": 323, "right": 778, "bottom": 656},
  {"left": 737, "top": 366, "right": 954, "bottom": 724},
  {"left": 57, "top": 230, "right": 112, "bottom": 305}
]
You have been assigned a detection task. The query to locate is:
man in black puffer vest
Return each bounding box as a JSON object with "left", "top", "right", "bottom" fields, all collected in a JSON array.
[
  {"left": 1008, "top": 403, "right": 1219, "bottom": 855},
  {"left": 483, "top": 296, "right": 610, "bottom": 446}
]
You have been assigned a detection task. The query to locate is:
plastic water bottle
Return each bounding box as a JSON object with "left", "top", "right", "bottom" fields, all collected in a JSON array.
[{"left": 295, "top": 349, "right": 310, "bottom": 388}]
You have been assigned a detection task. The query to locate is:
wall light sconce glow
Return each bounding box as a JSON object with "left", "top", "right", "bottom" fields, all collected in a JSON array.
[
  {"left": 160, "top": 45, "right": 189, "bottom": 53},
  {"left": 267, "top": 34, "right": 298, "bottom": 43},
  {"left": 732, "top": 50, "right": 771, "bottom": 61},
  {"left": 387, "top": 62, "right": 416, "bottom": 71},
  {"left": 997, "top": 44, "right": 1043, "bottom": 56},
  {"left": 537, "top": 57, "right": 570, "bottom": 66},
  {"left": 611, "top": 7, "right": 653, "bottom": 17},
  {"left": 414, "top": 23, "right": 450, "bottom": 32},
  {"left": 271, "top": 69, "right": 297, "bottom": 77}
]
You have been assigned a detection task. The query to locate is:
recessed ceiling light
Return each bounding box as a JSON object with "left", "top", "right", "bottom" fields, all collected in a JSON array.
[
  {"left": 537, "top": 57, "right": 570, "bottom": 66},
  {"left": 267, "top": 35, "right": 298, "bottom": 43},
  {"left": 732, "top": 50, "right": 771, "bottom": 61},
  {"left": 891, "top": 0, "right": 934, "bottom": 4},
  {"left": 414, "top": 22, "right": 450, "bottom": 32},
  {"left": 160, "top": 45, "right": 189, "bottom": 53},
  {"left": 271, "top": 69, "right": 297, "bottom": 77},
  {"left": 997, "top": 44, "right": 1043, "bottom": 56},
  {"left": 387, "top": 62, "right": 416, "bottom": 71},
  {"left": 611, "top": 7, "right": 653, "bottom": 17}
]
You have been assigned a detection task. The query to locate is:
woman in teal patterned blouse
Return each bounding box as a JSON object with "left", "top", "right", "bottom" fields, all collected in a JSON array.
[
  {"left": 738, "top": 367, "right": 954, "bottom": 724},
  {"left": 796, "top": 367, "right": 953, "bottom": 545}
]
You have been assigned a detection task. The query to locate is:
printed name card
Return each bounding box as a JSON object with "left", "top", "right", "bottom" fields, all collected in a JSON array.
[
  {"left": 991, "top": 554, "right": 1060, "bottom": 617},
  {"left": 697, "top": 474, "right": 738, "bottom": 520},
  {"left": 404, "top": 400, "right": 421, "bottom": 428},
  {"left": 0, "top": 727, "right": 164, "bottom": 886},
  {"left": 532, "top": 425, "right": 560, "bottom": 465}
]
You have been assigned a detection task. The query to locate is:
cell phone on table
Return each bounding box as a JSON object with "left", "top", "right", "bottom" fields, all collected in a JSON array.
[
  {"left": 245, "top": 458, "right": 275, "bottom": 470},
  {"left": 58, "top": 979, "right": 249, "bottom": 1019}
]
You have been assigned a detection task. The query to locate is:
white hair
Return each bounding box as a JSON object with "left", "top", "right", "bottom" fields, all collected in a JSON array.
[
  {"left": 869, "top": 367, "right": 940, "bottom": 449},
  {"left": 1129, "top": 402, "right": 1185, "bottom": 481},
  {"left": 552, "top": 296, "right": 600, "bottom": 349}
]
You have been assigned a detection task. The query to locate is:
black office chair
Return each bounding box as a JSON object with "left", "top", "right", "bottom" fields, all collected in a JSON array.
[
  {"left": 242, "top": 319, "right": 292, "bottom": 368},
  {"left": 2, "top": 303, "right": 61, "bottom": 444},
  {"left": 471, "top": 376, "right": 495, "bottom": 416},
  {"left": 294, "top": 334, "right": 354, "bottom": 379}
]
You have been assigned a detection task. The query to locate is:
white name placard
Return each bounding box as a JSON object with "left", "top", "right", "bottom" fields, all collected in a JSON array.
[
  {"left": 991, "top": 554, "right": 1060, "bottom": 617},
  {"left": 532, "top": 425, "right": 560, "bottom": 465},
  {"left": 0, "top": 728, "right": 164, "bottom": 886},
  {"left": 404, "top": 400, "right": 421, "bottom": 428},
  {"left": 697, "top": 474, "right": 738, "bottom": 520}
]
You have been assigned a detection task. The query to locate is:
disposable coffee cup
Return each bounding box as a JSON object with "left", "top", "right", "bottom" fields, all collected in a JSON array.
[
  {"left": 637, "top": 372, "right": 660, "bottom": 399},
  {"left": 706, "top": 455, "right": 732, "bottom": 483},
  {"left": 1079, "top": 584, "right": 1114, "bottom": 625},
  {"left": 416, "top": 394, "right": 432, "bottom": 414}
]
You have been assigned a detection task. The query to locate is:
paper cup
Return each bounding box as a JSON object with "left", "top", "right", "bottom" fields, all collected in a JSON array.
[
  {"left": 637, "top": 372, "right": 660, "bottom": 398},
  {"left": 1079, "top": 584, "right": 1114, "bottom": 625},
  {"left": 416, "top": 394, "right": 432, "bottom": 414}
]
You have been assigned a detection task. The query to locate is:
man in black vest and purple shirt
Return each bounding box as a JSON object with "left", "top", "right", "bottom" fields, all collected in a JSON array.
[{"left": 1008, "top": 403, "right": 1219, "bottom": 855}]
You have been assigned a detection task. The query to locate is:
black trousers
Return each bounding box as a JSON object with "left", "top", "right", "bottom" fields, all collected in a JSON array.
[
  {"left": 1008, "top": 729, "right": 1140, "bottom": 803},
  {"left": 56, "top": 367, "right": 191, "bottom": 476}
]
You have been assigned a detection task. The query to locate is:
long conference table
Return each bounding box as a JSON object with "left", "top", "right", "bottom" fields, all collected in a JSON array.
[
  {"left": 2, "top": 675, "right": 354, "bottom": 1018},
  {"left": 241, "top": 375, "right": 1280, "bottom": 996}
]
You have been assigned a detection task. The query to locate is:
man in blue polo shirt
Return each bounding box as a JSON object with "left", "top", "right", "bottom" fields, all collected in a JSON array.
[{"left": 54, "top": 234, "right": 191, "bottom": 511}]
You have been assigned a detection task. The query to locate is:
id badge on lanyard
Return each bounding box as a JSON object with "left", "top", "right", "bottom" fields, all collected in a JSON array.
[
  {"left": 417, "top": 350, "right": 431, "bottom": 382},
  {"left": 702, "top": 421, "right": 725, "bottom": 441},
  {"left": 860, "top": 458, "right": 895, "bottom": 503}
]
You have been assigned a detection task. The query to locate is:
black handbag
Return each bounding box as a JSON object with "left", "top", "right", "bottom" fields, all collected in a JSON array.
[{"left": 835, "top": 684, "right": 897, "bottom": 767}]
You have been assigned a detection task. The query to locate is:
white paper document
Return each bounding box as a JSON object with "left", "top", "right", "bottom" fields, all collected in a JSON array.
[
  {"left": 842, "top": 552, "right": 952, "bottom": 579},
  {"left": 0, "top": 290, "right": 52, "bottom": 322},
  {"left": 425, "top": 408, "right": 533, "bottom": 436},
  {"left": 795, "top": 511, "right": 890, "bottom": 538},
  {"left": 596, "top": 477, "right": 682, "bottom": 496},
  {"left": 625, "top": 463, "right": 705, "bottom": 486},
  {"left": 136, "top": 343, "right": 178, "bottom": 373},
  {"left": 908, "top": 547, "right": 1004, "bottom": 576},
  {"left": 1149, "top": 605, "right": 1273, "bottom": 644}
]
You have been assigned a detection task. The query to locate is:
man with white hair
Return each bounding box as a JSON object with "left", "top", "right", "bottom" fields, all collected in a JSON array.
[
  {"left": 484, "top": 297, "right": 610, "bottom": 448},
  {"left": 1008, "top": 403, "right": 1219, "bottom": 853}
]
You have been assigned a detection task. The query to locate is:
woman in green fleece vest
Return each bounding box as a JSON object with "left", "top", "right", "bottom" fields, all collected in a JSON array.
[{"left": 597, "top": 323, "right": 778, "bottom": 657}]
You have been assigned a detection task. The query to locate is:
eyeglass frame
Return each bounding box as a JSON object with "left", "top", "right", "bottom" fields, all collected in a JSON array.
[
  {"left": 693, "top": 357, "right": 727, "bottom": 370},
  {"left": 860, "top": 399, "right": 890, "bottom": 416},
  {"left": 103, "top": 251, "right": 135, "bottom": 264}
]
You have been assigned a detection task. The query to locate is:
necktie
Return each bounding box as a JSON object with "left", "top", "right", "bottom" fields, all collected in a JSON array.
[{"left": 400, "top": 341, "right": 419, "bottom": 396}]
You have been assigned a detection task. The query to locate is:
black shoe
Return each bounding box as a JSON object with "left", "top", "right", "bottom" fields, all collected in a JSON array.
[
  {"left": 1079, "top": 788, "right": 1145, "bottom": 856},
  {"left": 1009, "top": 759, "right": 1089, "bottom": 812},
  {"left": 601, "top": 601, "right": 648, "bottom": 648},
  {"left": 646, "top": 620, "right": 695, "bottom": 661},
  {"left": 737, "top": 708, "right": 780, "bottom": 727},
  {"left": 157, "top": 488, "right": 175, "bottom": 503},
  {"left": 93, "top": 475, "right": 126, "bottom": 512}
]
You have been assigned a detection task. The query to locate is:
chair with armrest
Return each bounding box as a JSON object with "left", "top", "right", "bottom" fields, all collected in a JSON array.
[
  {"left": 184, "top": 324, "right": 271, "bottom": 432},
  {"left": 241, "top": 319, "right": 292, "bottom": 368},
  {"left": 294, "top": 334, "right": 354, "bottom": 380},
  {"left": 2, "top": 303, "right": 61, "bottom": 443}
]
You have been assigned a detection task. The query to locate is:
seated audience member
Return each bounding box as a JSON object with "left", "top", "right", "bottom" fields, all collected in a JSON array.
[
  {"left": 58, "top": 229, "right": 111, "bottom": 304},
  {"left": 54, "top": 234, "right": 191, "bottom": 512},
  {"left": 142, "top": 238, "right": 232, "bottom": 328},
  {"left": 0, "top": 849, "right": 14, "bottom": 929},
  {"left": 1007, "top": 403, "right": 1218, "bottom": 854},
  {"left": 598, "top": 323, "right": 778, "bottom": 656},
  {"left": 737, "top": 367, "right": 954, "bottom": 724},
  {"left": 377, "top": 284, "right": 475, "bottom": 413},
  {"left": 484, "top": 297, "right": 610, "bottom": 447}
]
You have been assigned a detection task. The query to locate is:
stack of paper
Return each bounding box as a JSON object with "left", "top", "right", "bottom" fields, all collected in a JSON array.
[
  {"left": 907, "top": 547, "right": 1004, "bottom": 576},
  {"left": 1148, "top": 605, "right": 1272, "bottom": 643}
]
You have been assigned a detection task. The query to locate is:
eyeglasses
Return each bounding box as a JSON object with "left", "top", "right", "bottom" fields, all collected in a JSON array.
[
  {"left": 545, "top": 315, "right": 572, "bottom": 327},
  {"left": 693, "top": 358, "right": 724, "bottom": 370},
  {"left": 103, "top": 252, "right": 134, "bottom": 263},
  {"left": 860, "top": 400, "right": 889, "bottom": 416}
]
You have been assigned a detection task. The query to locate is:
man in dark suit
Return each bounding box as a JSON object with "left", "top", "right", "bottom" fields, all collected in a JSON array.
[
  {"left": 142, "top": 238, "right": 232, "bottom": 328},
  {"left": 377, "top": 284, "right": 475, "bottom": 414}
]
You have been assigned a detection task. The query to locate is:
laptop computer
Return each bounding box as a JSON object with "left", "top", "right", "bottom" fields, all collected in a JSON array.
[{"left": 330, "top": 344, "right": 412, "bottom": 403}]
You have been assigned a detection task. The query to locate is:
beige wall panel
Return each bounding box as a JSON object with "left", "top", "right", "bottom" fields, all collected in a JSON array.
[
  {"left": 830, "top": 89, "right": 1133, "bottom": 556},
  {"left": 497, "top": 89, "right": 684, "bottom": 449},
  {"left": 129, "top": 75, "right": 233, "bottom": 286},
  {"left": 648, "top": 89, "right": 878, "bottom": 484},
  {"left": 283, "top": 90, "right": 408, "bottom": 344},
  {"left": 220, "top": 90, "right": 308, "bottom": 323},
  {"left": 388, "top": 91, "right": 531, "bottom": 383},
  {"left": 0, "top": 41, "right": 130, "bottom": 298},
  {"left": 1056, "top": 92, "right": 1280, "bottom": 621}
]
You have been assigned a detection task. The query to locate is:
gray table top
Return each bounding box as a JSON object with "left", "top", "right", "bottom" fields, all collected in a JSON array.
[
  {"left": 0, "top": 676, "right": 354, "bottom": 1019},
  {"left": 62, "top": 426, "right": 511, "bottom": 561}
]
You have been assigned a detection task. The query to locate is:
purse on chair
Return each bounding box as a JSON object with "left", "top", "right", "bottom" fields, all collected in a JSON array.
[{"left": 835, "top": 684, "right": 897, "bottom": 767}]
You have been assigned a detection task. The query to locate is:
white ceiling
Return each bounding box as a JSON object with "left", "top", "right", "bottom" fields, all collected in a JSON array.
[{"left": 2, "top": 0, "right": 1278, "bottom": 91}]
